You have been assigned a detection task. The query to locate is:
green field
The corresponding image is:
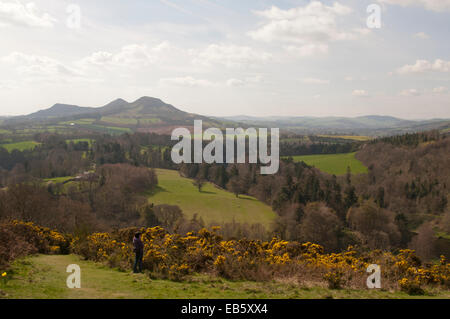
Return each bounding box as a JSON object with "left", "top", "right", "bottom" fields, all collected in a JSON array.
[
  {"left": 139, "top": 118, "right": 162, "bottom": 125},
  {"left": 149, "top": 169, "right": 276, "bottom": 227},
  {"left": 81, "top": 124, "right": 132, "bottom": 135},
  {"left": 1, "top": 254, "right": 447, "bottom": 299},
  {"left": 60, "top": 118, "right": 96, "bottom": 125},
  {"left": 286, "top": 152, "right": 368, "bottom": 175},
  {"left": 101, "top": 116, "right": 138, "bottom": 125},
  {"left": 0, "top": 140, "right": 40, "bottom": 152}
]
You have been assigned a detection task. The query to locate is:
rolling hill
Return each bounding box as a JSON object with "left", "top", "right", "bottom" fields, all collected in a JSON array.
[{"left": 2, "top": 96, "right": 224, "bottom": 135}]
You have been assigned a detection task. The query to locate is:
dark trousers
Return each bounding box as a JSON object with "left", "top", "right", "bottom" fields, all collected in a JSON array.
[{"left": 133, "top": 251, "right": 143, "bottom": 273}]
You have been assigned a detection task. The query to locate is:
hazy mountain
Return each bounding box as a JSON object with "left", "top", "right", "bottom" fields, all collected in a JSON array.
[
  {"left": 2, "top": 97, "right": 449, "bottom": 136},
  {"left": 26, "top": 103, "right": 96, "bottom": 119},
  {"left": 2, "top": 97, "right": 224, "bottom": 134},
  {"left": 218, "top": 114, "right": 450, "bottom": 136}
]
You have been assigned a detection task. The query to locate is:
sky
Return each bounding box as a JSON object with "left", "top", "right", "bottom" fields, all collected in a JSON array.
[{"left": 0, "top": 0, "right": 449, "bottom": 119}]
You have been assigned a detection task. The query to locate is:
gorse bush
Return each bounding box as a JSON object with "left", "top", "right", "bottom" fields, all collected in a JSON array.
[
  {"left": 1, "top": 220, "right": 448, "bottom": 294},
  {"left": 72, "top": 226, "right": 450, "bottom": 292},
  {"left": 0, "top": 220, "right": 71, "bottom": 268}
]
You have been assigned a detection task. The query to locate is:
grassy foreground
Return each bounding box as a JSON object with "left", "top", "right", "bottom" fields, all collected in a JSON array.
[
  {"left": 287, "top": 152, "right": 368, "bottom": 175},
  {"left": 148, "top": 169, "right": 276, "bottom": 227},
  {"left": 1, "top": 254, "right": 447, "bottom": 299}
]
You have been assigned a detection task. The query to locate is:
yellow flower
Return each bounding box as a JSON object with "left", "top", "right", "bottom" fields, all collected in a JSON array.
[{"left": 1, "top": 272, "right": 6, "bottom": 277}]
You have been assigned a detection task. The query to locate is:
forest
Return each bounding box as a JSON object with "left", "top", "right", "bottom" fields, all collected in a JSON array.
[{"left": 0, "top": 130, "right": 448, "bottom": 263}]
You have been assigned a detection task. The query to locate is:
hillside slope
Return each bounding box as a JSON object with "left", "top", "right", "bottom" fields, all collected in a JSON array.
[{"left": 148, "top": 169, "right": 277, "bottom": 228}]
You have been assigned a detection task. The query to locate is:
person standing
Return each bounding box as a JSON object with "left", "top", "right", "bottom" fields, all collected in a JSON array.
[{"left": 133, "top": 232, "right": 144, "bottom": 273}]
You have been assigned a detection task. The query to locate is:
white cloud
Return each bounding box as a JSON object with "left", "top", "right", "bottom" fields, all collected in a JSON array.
[
  {"left": 159, "top": 76, "right": 216, "bottom": 87},
  {"left": 226, "top": 76, "right": 262, "bottom": 87},
  {"left": 248, "top": 1, "right": 363, "bottom": 56},
  {"left": 414, "top": 32, "right": 430, "bottom": 39},
  {"left": 0, "top": 1, "right": 56, "bottom": 28},
  {"left": 352, "top": 90, "right": 369, "bottom": 97},
  {"left": 396, "top": 59, "right": 450, "bottom": 74},
  {"left": 433, "top": 86, "right": 448, "bottom": 94},
  {"left": 301, "top": 77, "right": 329, "bottom": 85},
  {"left": 378, "top": 0, "right": 450, "bottom": 12},
  {"left": 1, "top": 52, "right": 80, "bottom": 80},
  {"left": 79, "top": 42, "right": 178, "bottom": 69},
  {"left": 284, "top": 44, "right": 329, "bottom": 57},
  {"left": 193, "top": 44, "right": 272, "bottom": 68},
  {"left": 0, "top": 80, "right": 18, "bottom": 89},
  {"left": 226, "top": 78, "right": 245, "bottom": 87},
  {"left": 399, "top": 88, "right": 421, "bottom": 96}
]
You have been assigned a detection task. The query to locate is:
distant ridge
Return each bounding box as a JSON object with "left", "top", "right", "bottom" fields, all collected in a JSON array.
[
  {"left": 2, "top": 97, "right": 449, "bottom": 136},
  {"left": 27, "top": 103, "right": 95, "bottom": 119}
]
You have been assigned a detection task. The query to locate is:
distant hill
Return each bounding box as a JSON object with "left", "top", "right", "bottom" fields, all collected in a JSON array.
[
  {"left": 3, "top": 96, "right": 224, "bottom": 135},
  {"left": 218, "top": 115, "right": 450, "bottom": 136},
  {"left": 1, "top": 97, "right": 449, "bottom": 136},
  {"left": 27, "top": 104, "right": 96, "bottom": 119}
]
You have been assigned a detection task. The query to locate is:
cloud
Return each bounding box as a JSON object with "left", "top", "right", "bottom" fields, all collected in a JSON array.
[
  {"left": 378, "top": 0, "right": 450, "bottom": 12},
  {"left": 226, "top": 76, "right": 262, "bottom": 87},
  {"left": 1, "top": 52, "right": 81, "bottom": 80},
  {"left": 352, "top": 90, "right": 369, "bottom": 97},
  {"left": 399, "top": 88, "right": 421, "bottom": 96},
  {"left": 79, "top": 42, "right": 178, "bottom": 69},
  {"left": 193, "top": 44, "right": 272, "bottom": 68},
  {"left": 226, "top": 78, "right": 245, "bottom": 87},
  {"left": 0, "top": 1, "right": 56, "bottom": 28},
  {"left": 414, "top": 32, "right": 430, "bottom": 39},
  {"left": 284, "top": 44, "right": 329, "bottom": 57},
  {"left": 301, "top": 78, "right": 330, "bottom": 85},
  {"left": 248, "top": 1, "right": 363, "bottom": 56},
  {"left": 433, "top": 86, "right": 448, "bottom": 94},
  {"left": 159, "top": 76, "right": 216, "bottom": 87},
  {"left": 396, "top": 59, "right": 450, "bottom": 74}
]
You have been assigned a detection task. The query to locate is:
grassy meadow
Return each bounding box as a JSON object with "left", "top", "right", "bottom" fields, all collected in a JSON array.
[
  {"left": 148, "top": 169, "right": 276, "bottom": 227},
  {"left": 286, "top": 152, "right": 368, "bottom": 175}
]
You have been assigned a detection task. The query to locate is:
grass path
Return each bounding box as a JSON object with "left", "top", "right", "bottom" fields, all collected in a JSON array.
[{"left": 1, "top": 255, "right": 449, "bottom": 299}]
